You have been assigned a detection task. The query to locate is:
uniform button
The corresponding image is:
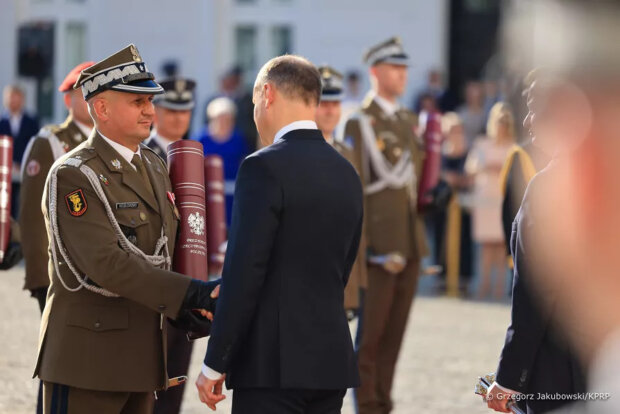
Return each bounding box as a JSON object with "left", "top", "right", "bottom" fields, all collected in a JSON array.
[
  {"left": 158, "top": 304, "right": 166, "bottom": 311},
  {"left": 130, "top": 219, "right": 136, "bottom": 226},
  {"left": 140, "top": 212, "right": 147, "bottom": 221},
  {"left": 393, "top": 147, "right": 402, "bottom": 157},
  {"left": 94, "top": 321, "right": 101, "bottom": 329}
]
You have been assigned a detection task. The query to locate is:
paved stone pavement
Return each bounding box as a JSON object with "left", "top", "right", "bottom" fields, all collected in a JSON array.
[{"left": 0, "top": 265, "right": 510, "bottom": 414}]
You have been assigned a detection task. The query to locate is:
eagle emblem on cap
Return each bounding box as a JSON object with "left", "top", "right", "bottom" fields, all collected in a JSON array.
[
  {"left": 175, "top": 79, "right": 186, "bottom": 93},
  {"left": 130, "top": 45, "right": 142, "bottom": 62}
]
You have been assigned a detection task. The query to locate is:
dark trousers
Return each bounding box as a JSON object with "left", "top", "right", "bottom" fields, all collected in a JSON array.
[
  {"left": 43, "top": 382, "right": 154, "bottom": 414},
  {"left": 33, "top": 287, "right": 48, "bottom": 414},
  {"left": 357, "top": 260, "right": 419, "bottom": 414},
  {"left": 232, "top": 388, "right": 346, "bottom": 414},
  {"left": 153, "top": 323, "right": 195, "bottom": 414}
]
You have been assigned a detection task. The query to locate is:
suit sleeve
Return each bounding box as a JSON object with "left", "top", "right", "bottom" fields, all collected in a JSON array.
[
  {"left": 20, "top": 137, "right": 55, "bottom": 290},
  {"left": 496, "top": 180, "right": 554, "bottom": 391},
  {"left": 50, "top": 165, "right": 191, "bottom": 319},
  {"left": 205, "top": 155, "right": 282, "bottom": 373}
]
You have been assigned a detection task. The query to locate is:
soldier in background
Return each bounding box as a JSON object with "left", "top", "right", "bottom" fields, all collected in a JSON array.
[
  {"left": 148, "top": 77, "right": 198, "bottom": 414},
  {"left": 316, "top": 65, "right": 367, "bottom": 321},
  {"left": 20, "top": 61, "right": 95, "bottom": 314},
  {"left": 343, "top": 37, "right": 428, "bottom": 414},
  {"left": 148, "top": 78, "right": 196, "bottom": 160}
]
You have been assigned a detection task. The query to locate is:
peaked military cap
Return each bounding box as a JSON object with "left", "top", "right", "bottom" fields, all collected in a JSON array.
[
  {"left": 73, "top": 44, "right": 163, "bottom": 100},
  {"left": 318, "top": 65, "right": 344, "bottom": 102},
  {"left": 153, "top": 77, "right": 196, "bottom": 110},
  {"left": 363, "top": 37, "right": 409, "bottom": 66}
]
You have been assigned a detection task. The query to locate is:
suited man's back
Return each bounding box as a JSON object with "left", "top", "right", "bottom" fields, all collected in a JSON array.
[{"left": 206, "top": 128, "right": 363, "bottom": 391}]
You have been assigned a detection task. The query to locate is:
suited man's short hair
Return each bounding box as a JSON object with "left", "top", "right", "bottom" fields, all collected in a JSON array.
[{"left": 254, "top": 55, "right": 322, "bottom": 106}]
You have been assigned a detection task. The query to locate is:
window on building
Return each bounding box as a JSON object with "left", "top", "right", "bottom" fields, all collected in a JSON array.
[
  {"left": 65, "top": 22, "right": 87, "bottom": 70},
  {"left": 271, "top": 26, "right": 292, "bottom": 56},
  {"left": 235, "top": 25, "right": 258, "bottom": 75}
]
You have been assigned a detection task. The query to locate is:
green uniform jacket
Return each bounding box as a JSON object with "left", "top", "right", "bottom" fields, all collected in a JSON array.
[
  {"left": 343, "top": 94, "right": 429, "bottom": 261},
  {"left": 34, "top": 132, "right": 191, "bottom": 392},
  {"left": 20, "top": 116, "right": 89, "bottom": 291}
]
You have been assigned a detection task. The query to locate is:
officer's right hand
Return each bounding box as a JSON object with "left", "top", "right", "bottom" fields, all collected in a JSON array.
[
  {"left": 383, "top": 253, "right": 406, "bottom": 275},
  {"left": 181, "top": 279, "right": 221, "bottom": 313}
]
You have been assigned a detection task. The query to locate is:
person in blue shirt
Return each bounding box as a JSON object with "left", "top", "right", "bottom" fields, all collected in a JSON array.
[{"left": 194, "top": 96, "right": 249, "bottom": 227}]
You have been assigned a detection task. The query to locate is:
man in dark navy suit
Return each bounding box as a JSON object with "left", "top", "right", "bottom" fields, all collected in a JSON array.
[
  {"left": 486, "top": 76, "right": 587, "bottom": 414},
  {"left": 195, "top": 55, "right": 363, "bottom": 413},
  {"left": 0, "top": 84, "right": 40, "bottom": 216}
]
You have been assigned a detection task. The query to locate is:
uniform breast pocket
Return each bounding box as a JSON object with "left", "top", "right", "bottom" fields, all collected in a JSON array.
[
  {"left": 115, "top": 210, "right": 151, "bottom": 246},
  {"left": 66, "top": 303, "right": 129, "bottom": 332}
]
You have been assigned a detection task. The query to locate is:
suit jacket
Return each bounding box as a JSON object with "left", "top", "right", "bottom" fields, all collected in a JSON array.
[
  {"left": 343, "top": 94, "right": 428, "bottom": 260},
  {"left": 20, "top": 116, "right": 89, "bottom": 291},
  {"left": 497, "top": 163, "right": 586, "bottom": 413},
  {"left": 0, "top": 111, "right": 40, "bottom": 165},
  {"left": 147, "top": 136, "right": 167, "bottom": 161},
  {"left": 205, "top": 128, "right": 363, "bottom": 390},
  {"left": 35, "top": 132, "right": 192, "bottom": 392}
]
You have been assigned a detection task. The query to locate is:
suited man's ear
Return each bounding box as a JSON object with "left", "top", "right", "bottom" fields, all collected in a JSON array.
[{"left": 264, "top": 83, "right": 276, "bottom": 109}]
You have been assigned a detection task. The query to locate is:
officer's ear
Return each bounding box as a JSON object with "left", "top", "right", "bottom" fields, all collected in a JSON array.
[{"left": 90, "top": 96, "right": 110, "bottom": 122}]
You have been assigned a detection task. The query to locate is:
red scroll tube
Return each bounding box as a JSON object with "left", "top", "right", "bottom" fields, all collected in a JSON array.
[
  {"left": 0, "top": 136, "right": 12, "bottom": 262},
  {"left": 417, "top": 112, "right": 443, "bottom": 210},
  {"left": 168, "top": 140, "right": 208, "bottom": 281},
  {"left": 204, "top": 155, "right": 227, "bottom": 277}
]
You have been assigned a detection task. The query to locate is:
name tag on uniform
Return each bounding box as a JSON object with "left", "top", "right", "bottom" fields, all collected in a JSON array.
[{"left": 116, "top": 202, "right": 139, "bottom": 209}]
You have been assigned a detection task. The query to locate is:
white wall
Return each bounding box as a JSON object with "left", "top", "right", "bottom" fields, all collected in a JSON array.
[{"left": 1, "top": 0, "right": 447, "bottom": 128}]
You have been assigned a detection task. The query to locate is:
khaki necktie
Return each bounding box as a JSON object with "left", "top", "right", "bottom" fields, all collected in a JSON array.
[{"left": 131, "top": 154, "right": 155, "bottom": 196}]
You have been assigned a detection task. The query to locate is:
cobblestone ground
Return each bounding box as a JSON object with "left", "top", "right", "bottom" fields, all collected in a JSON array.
[{"left": 0, "top": 265, "right": 510, "bottom": 414}]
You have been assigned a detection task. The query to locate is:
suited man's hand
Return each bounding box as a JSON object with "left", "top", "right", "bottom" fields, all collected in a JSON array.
[
  {"left": 383, "top": 253, "right": 406, "bottom": 275},
  {"left": 486, "top": 382, "right": 517, "bottom": 413},
  {"left": 196, "top": 372, "right": 226, "bottom": 411}
]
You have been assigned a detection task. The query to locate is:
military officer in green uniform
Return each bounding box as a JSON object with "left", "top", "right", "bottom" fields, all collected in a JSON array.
[
  {"left": 343, "top": 37, "right": 428, "bottom": 414},
  {"left": 35, "top": 44, "right": 219, "bottom": 414},
  {"left": 316, "top": 65, "right": 367, "bottom": 317},
  {"left": 20, "top": 61, "right": 95, "bottom": 313}
]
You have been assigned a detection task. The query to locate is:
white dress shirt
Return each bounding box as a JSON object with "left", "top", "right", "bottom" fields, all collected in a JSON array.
[
  {"left": 272, "top": 120, "right": 318, "bottom": 144},
  {"left": 372, "top": 93, "right": 401, "bottom": 118},
  {"left": 201, "top": 119, "right": 319, "bottom": 381},
  {"left": 98, "top": 130, "right": 140, "bottom": 170},
  {"left": 148, "top": 131, "right": 176, "bottom": 155},
  {"left": 9, "top": 112, "right": 23, "bottom": 138}
]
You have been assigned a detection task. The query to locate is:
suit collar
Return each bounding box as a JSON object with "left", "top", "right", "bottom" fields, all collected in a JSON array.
[
  {"left": 90, "top": 132, "right": 160, "bottom": 213},
  {"left": 273, "top": 120, "right": 318, "bottom": 144}
]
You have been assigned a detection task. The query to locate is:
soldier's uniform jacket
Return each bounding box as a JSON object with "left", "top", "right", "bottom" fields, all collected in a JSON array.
[
  {"left": 20, "top": 115, "right": 89, "bottom": 291},
  {"left": 333, "top": 140, "right": 368, "bottom": 310},
  {"left": 34, "top": 131, "right": 191, "bottom": 392},
  {"left": 343, "top": 93, "right": 429, "bottom": 261}
]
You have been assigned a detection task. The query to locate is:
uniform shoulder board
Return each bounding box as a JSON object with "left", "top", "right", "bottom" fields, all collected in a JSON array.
[
  {"left": 63, "top": 157, "right": 84, "bottom": 168},
  {"left": 35, "top": 125, "right": 56, "bottom": 140}
]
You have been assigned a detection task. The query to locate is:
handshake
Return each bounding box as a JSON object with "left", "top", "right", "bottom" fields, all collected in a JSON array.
[{"left": 171, "top": 279, "right": 221, "bottom": 339}]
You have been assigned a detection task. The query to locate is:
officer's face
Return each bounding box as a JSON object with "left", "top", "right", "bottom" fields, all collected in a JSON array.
[
  {"left": 316, "top": 100, "right": 341, "bottom": 137},
  {"left": 103, "top": 92, "right": 155, "bottom": 144},
  {"left": 154, "top": 106, "right": 191, "bottom": 141},
  {"left": 372, "top": 64, "right": 408, "bottom": 98}
]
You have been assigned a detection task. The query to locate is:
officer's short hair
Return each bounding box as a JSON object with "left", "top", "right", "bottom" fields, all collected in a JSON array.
[{"left": 254, "top": 55, "right": 321, "bottom": 106}]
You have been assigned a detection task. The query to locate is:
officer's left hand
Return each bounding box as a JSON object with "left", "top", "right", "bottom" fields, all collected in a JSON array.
[
  {"left": 0, "top": 242, "right": 22, "bottom": 270},
  {"left": 196, "top": 372, "right": 226, "bottom": 411}
]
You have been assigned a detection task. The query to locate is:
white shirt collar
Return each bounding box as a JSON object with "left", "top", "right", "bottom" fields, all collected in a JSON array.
[
  {"left": 149, "top": 131, "right": 176, "bottom": 154},
  {"left": 98, "top": 130, "right": 140, "bottom": 169},
  {"left": 372, "top": 92, "right": 400, "bottom": 117},
  {"left": 73, "top": 119, "right": 93, "bottom": 138},
  {"left": 9, "top": 112, "right": 22, "bottom": 136},
  {"left": 273, "top": 120, "right": 318, "bottom": 144}
]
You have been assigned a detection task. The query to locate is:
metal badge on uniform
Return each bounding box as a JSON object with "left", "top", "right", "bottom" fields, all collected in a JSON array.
[
  {"left": 65, "top": 189, "right": 88, "bottom": 217},
  {"left": 111, "top": 159, "right": 122, "bottom": 169},
  {"left": 26, "top": 159, "right": 40, "bottom": 177},
  {"left": 116, "top": 202, "right": 139, "bottom": 209},
  {"left": 99, "top": 174, "right": 110, "bottom": 186}
]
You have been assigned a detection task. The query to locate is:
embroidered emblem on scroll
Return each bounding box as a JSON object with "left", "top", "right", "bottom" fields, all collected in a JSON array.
[{"left": 65, "top": 189, "right": 88, "bottom": 217}]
